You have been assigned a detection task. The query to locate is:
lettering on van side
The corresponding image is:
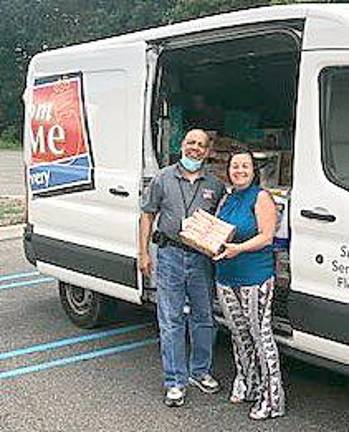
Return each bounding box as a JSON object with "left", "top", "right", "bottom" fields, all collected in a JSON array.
[
  {"left": 30, "top": 170, "right": 50, "bottom": 188},
  {"left": 331, "top": 245, "right": 349, "bottom": 289},
  {"left": 28, "top": 73, "right": 94, "bottom": 196}
]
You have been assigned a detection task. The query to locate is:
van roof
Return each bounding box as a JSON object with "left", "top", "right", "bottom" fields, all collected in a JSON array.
[{"left": 33, "top": 4, "right": 349, "bottom": 61}]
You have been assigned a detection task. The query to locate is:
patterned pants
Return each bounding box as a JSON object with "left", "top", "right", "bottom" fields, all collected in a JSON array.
[{"left": 217, "top": 277, "right": 285, "bottom": 418}]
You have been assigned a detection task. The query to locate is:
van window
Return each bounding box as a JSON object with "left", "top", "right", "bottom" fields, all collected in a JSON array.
[{"left": 321, "top": 67, "right": 349, "bottom": 191}]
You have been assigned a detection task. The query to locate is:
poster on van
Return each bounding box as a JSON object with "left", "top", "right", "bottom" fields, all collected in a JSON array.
[{"left": 29, "top": 72, "right": 94, "bottom": 196}]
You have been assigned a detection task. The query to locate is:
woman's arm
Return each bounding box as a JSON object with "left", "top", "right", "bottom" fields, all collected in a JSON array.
[
  {"left": 241, "top": 190, "right": 277, "bottom": 252},
  {"left": 213, "top": 190, "right": 277, "bottom": 260}
]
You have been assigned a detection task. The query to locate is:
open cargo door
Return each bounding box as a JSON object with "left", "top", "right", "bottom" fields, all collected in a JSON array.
[{"left": 23, "top": 41, "right": 152, "bottom": 310}]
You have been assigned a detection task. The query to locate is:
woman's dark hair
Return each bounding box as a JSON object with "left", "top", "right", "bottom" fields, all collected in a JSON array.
[{"left": 226, "top": 144, "right": 260, "bottom": 186}]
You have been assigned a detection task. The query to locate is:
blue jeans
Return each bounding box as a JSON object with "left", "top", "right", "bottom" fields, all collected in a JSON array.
[{"left": 156, "top": 245, "right": 215, "bottom": 388}]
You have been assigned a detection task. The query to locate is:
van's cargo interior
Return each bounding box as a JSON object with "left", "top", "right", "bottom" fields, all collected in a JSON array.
[
  {"left": 155, "top": 31, "right": 299, "bottom": 164},
  {"left": 151, "top": 30, "right": 300, "bottom": 332}
]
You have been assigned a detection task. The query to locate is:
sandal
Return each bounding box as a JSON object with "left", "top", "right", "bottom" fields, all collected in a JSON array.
[
  {"left": 249, "top": 410, "right": 270, "bottom": 420},
  {"left": 229, "top": 395, "right": 244, "bottom": 404},
  {"left": 249, "top": 405, "right": 271, "bottom": 421}
]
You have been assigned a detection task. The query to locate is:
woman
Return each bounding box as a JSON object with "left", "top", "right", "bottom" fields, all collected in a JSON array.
[{"left": 213, "top": 145, "right": 285, "bottom": 420}]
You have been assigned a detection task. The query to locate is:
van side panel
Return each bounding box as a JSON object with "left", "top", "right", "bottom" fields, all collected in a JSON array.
[
  {"left": 291, "top": 48, "right": 349, "bottom": 357},
  {"left": 24, "top": 42, "right": 147, "bottom": 299}
]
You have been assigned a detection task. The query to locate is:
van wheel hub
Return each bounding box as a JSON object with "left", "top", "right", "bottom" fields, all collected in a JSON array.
[{"left": 65, "top": 285, "right": 94, "bottom": 315}]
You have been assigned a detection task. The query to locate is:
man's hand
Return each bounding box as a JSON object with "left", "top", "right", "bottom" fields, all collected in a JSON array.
[
  {"left": 212, "top": 243, "right": 243, "bottom": 261},
  {"left": 139, "top": 252, "right": 153, "bottom": 278},
  {"left": 139, "top": 213, "right": 155, "bottom": 278}
]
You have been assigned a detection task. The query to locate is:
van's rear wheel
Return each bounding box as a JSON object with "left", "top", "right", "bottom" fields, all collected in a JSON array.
[{"left": 59, "top": 282, "right": 115, "bottom": 328}]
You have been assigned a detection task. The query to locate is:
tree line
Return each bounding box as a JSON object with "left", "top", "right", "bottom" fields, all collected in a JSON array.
[{"left": 0, "top": 0, "right": 333, "bottom": 145}]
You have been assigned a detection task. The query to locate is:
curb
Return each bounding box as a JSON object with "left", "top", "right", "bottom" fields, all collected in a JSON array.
[{"left": 0, "top": 224, "right": 24, "bottom": 241}]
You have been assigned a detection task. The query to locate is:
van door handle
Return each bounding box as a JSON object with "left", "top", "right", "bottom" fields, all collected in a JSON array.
[
  {"left": 109, "top": 187, "right": 129, "bottom": 197},
  {"left": 300, "top": 209, "right": 336, "bottom": 222}
]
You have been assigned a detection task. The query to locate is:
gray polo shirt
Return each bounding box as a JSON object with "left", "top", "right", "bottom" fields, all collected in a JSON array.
[{"left": 141, "top": 163, "right": 225, "bottom": 240}]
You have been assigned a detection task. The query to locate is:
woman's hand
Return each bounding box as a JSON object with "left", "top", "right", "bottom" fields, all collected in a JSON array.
[{"left": 213, "top": 243, "right": 243, "bottom": 261}]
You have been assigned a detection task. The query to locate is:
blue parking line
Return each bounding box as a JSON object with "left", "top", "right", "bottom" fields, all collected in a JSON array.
[
  {"left": 0, "top": 270, "right": 40, "bottom": 283},
  {"left": 0, "top": 277, "right": 55, "bottom": 291},
  {"left": 0, "top": 337, "right": 159, "bottom": 379},
  {"left": 0, "top": 323, "right": 153, "bottom": 360}
]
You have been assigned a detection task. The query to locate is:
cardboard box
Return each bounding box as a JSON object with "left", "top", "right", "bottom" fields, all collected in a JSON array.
[
  {"left": 270, "top": 189, "right": 291, "bottom": 250},
  {"left": 279, "top": 151, "right": 292, "bottom": 186},
  {"left": 212, "top": 137, "right": 234, "bottom": 152},
  {"left": 274, "top": 249, "right": 290, "bottom": 276},
  {"left": 179, "top": 209, "right": 235, "bottom": 257},
  {"left": 206, "top": 162, "right": 229, "bottom": 184}
]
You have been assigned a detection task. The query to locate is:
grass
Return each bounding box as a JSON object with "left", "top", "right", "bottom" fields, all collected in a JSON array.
[
  {"left": 0, "top": 197, "right": 25, "bottom": 227},
  {"left": 0, "top": 138, "right": 21, "bottom": 150},
  {"left": 0, "top": 132, "right": 25, "bottom": 226}
]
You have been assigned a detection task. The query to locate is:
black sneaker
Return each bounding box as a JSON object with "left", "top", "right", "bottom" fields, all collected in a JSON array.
[
  {"left": 188, "top": 374, "right": 220, "bottom": 394},
  {"left": 164, "top": 387, "right": 186, "bottom": 407}
]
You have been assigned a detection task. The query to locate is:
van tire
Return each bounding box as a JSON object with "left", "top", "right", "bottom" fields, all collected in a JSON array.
[{"left": 59, "top": 282, "right": 115, "bottom": 329}]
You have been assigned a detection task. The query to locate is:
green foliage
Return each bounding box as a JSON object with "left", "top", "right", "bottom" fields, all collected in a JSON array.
[
  {"left": 0, "top": 139, "right": 21, "bottom": 150},
  {"left": 164, "top": 0, "right": 269, "bottom": 22},
  {"left": 0, "top": 126, "right": 21, "bottom": 149},
  {"left": 0, "top": 0, "right": 176, "bottom": 138},
  {"left": 164, "top": 0, "right": 333, "bottom": 22},
  {"left": 0, "top": 197, "right": 25, "bottom": 226},
  {"left": 1, "top": 125, "right": 18, "bottom": 142}
]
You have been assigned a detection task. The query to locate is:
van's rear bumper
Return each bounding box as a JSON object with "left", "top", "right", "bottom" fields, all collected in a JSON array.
[
  {"left": 22, "top": 224, "right": 137, "bottom": 287},
  {"left": 23, "top": 223, "right": 37, "bottom": 265}
]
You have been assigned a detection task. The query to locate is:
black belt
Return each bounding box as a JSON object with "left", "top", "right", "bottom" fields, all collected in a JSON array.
[{"left": 152, "top": 231, "right": 195, "bottom": 252}]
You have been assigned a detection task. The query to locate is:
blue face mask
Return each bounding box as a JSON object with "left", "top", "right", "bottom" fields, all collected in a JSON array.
[{"left": 180, "top": 156, "right": 203, "bottom": 173}]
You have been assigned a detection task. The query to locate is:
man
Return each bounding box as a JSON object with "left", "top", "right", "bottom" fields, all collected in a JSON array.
[{"left": 139, "top": 129, "right": 225, "bottom": 407}]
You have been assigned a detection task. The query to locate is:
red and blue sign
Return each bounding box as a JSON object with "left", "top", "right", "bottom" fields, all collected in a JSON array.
[{"left": 29, "top": 73, "right": 94, "bottom": 196}]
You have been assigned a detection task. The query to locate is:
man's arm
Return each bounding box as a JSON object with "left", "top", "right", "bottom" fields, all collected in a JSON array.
[
  {"left": 139, "top": 212, "right": 155, "bottom": 277},
  {"left": 139, "top": 171, "right": 163, "bottom": 277}
]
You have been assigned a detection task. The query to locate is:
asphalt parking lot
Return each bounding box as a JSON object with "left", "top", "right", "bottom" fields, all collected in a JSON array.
[{"left": 0, "top": 236, "right": 349, "bottom": 432}]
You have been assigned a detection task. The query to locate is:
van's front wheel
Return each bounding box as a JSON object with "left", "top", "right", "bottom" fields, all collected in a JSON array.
[{"left": 59, "top": 282, "right": 114, "bottom": 328}]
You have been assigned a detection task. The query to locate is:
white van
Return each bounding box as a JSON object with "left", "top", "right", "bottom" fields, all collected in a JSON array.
[{"left": 23, "top": 4, "right": 349, "bottom": 374}]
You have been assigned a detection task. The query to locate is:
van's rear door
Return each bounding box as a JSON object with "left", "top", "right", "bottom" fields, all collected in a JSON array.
[
  {"left": 24, "top": 41, "right": 148, "bottom": 304},
  {"left": 290, "top": 47, "right": 349, "bottom": 363}
]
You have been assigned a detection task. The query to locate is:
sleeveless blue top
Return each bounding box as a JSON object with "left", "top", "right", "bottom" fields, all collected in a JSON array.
[{"left": 216, "top": 185, "right": 274, "bottom": 287}]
